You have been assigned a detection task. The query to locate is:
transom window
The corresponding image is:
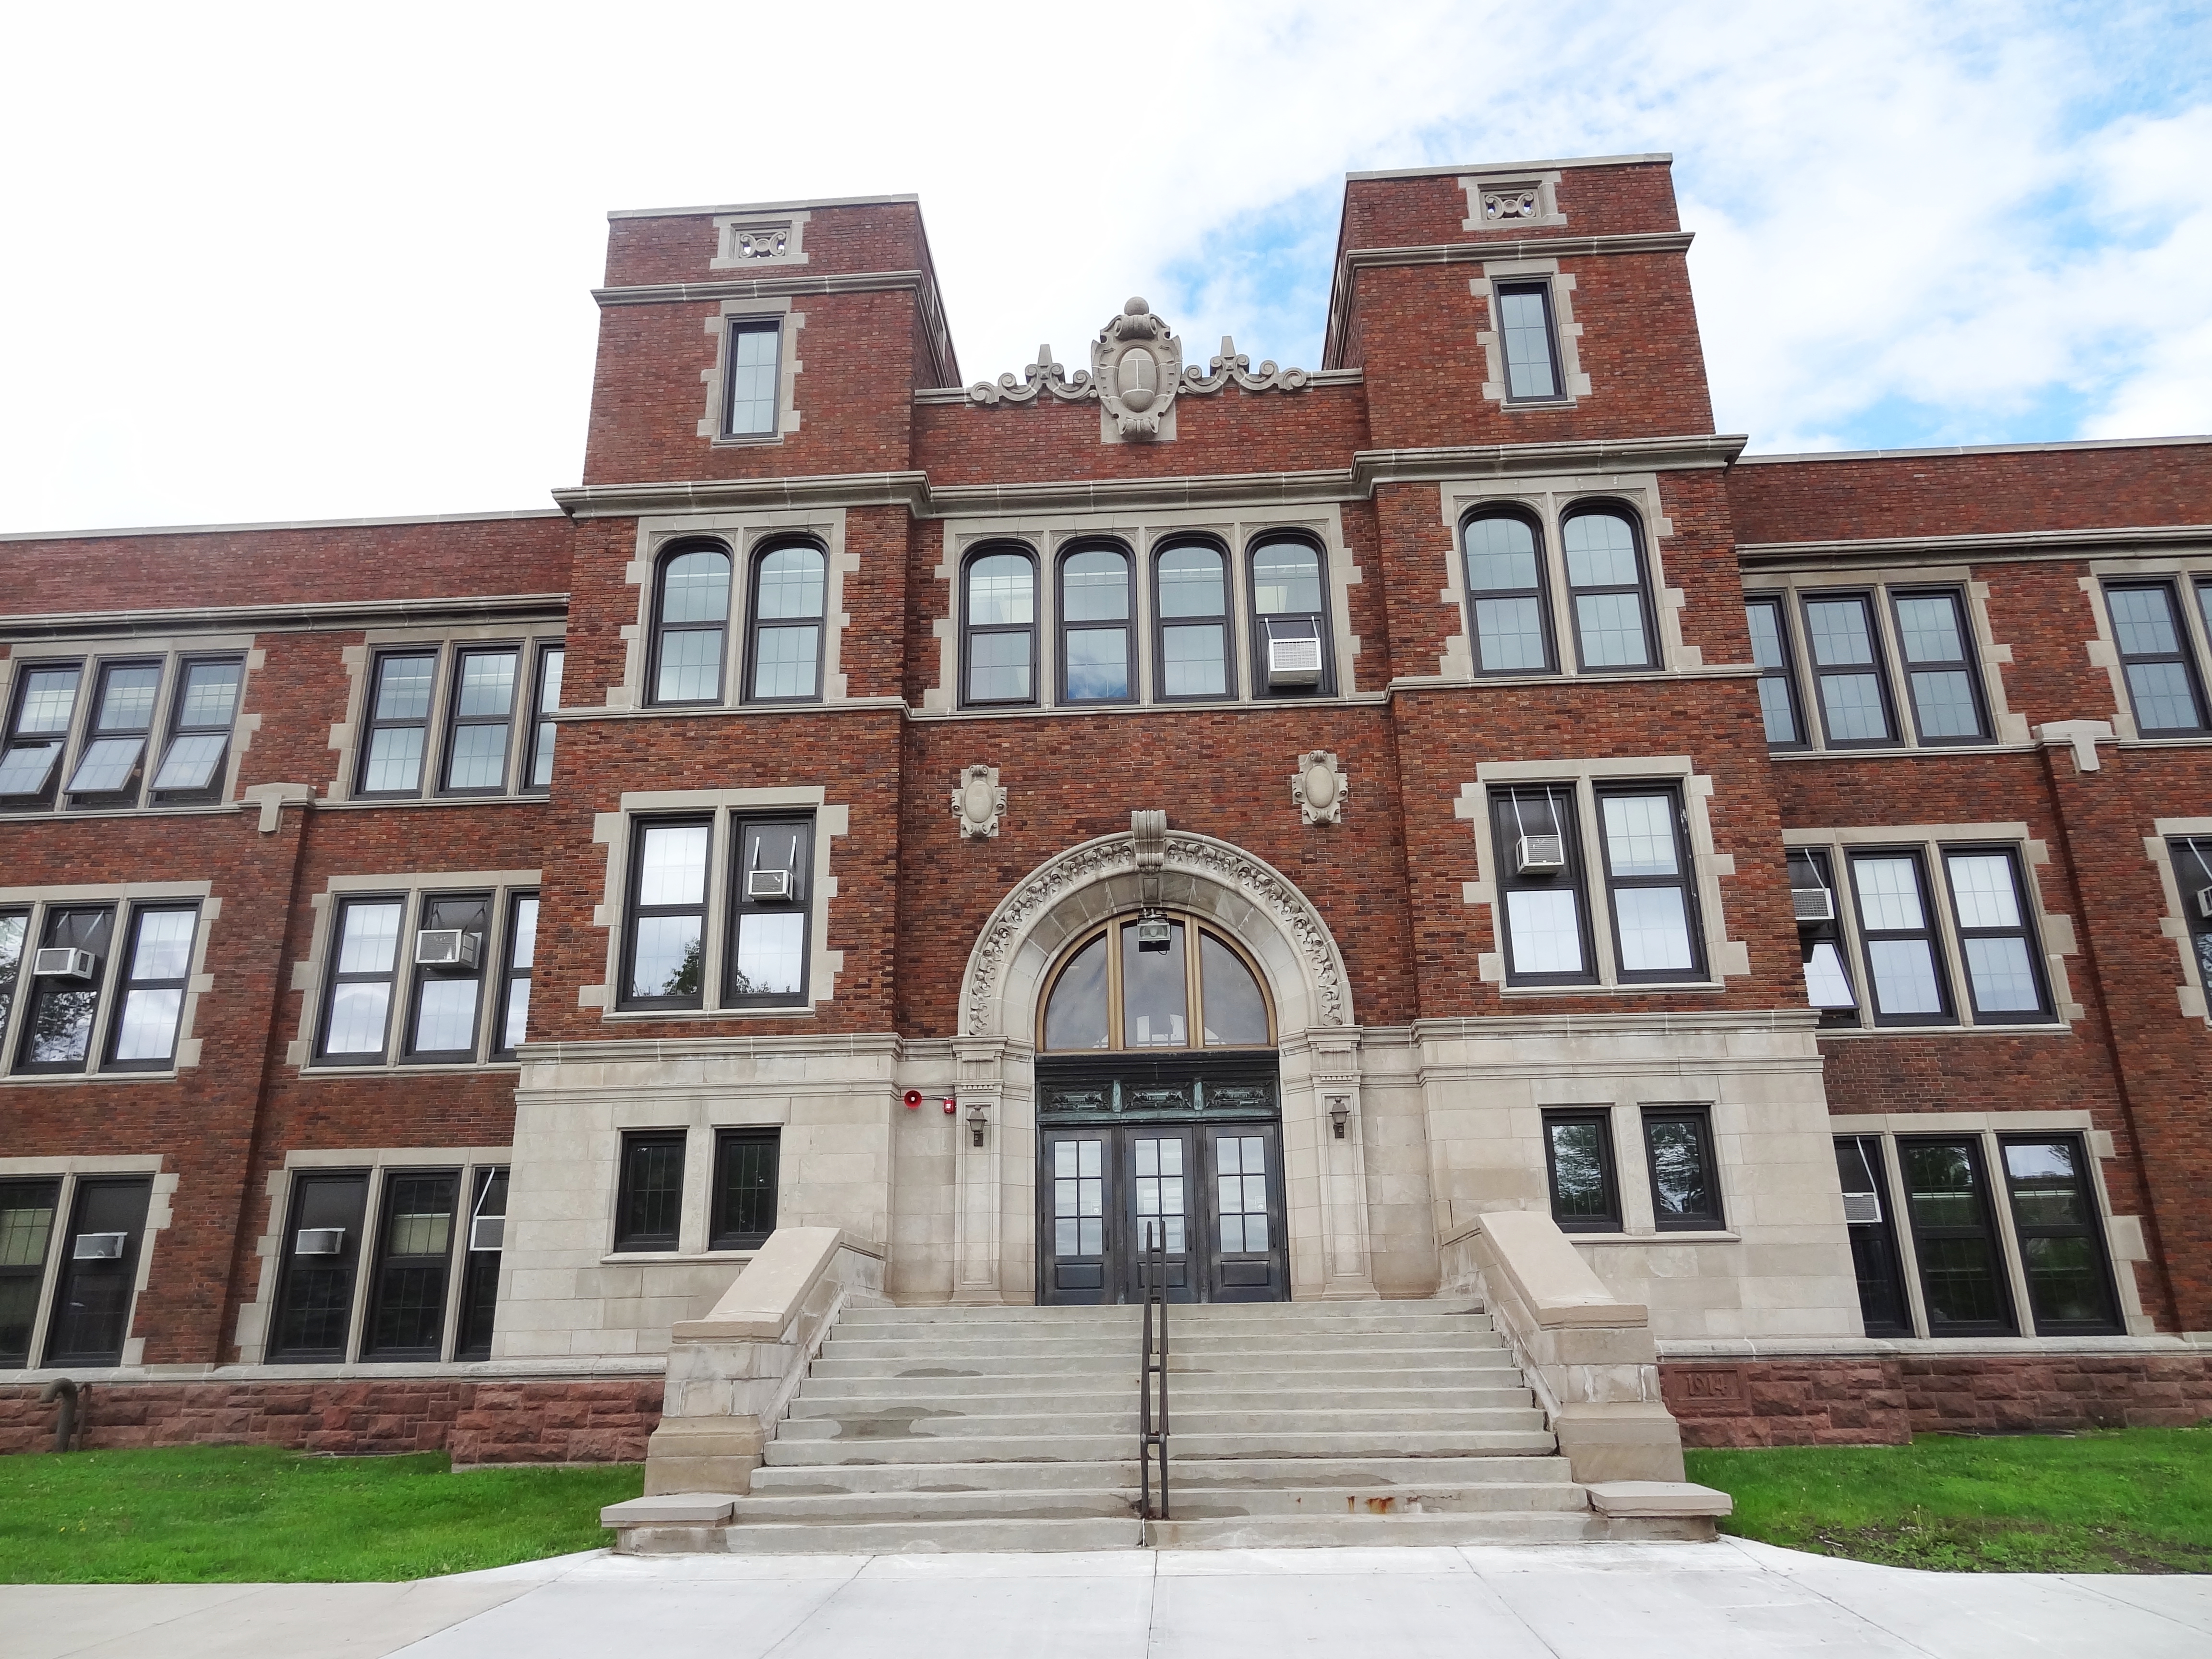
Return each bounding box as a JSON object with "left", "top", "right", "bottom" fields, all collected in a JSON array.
[
  {"left": 1040, "top": 916, "right": 1273, "bottom": 1052},
  {"left": 0, "top": 651, "right": 246, "bottom": 814}
]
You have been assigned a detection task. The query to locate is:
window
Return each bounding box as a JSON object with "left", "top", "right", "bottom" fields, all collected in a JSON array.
[
  {"left": 1898, "top": 1137, "right": 2014, "bottom": 1336},
  {"left": 1464, "top": 514, "right": 1553, "bottom": 674},
  {"left": 1642, "top": 1108, "right": 1723, "bottom": 1230},
  {"left": 2105, "top": 581, "right": 2206, "bottom": 734},
  {"left": 0, "top": 663, "right": 80, "bottom": 808},
  {"left": 1542, "top": 1109, "right": 1620, "bottom": 1232},
  {"left": 1596, "top": 787, "right": 1702, "bottom": 982},
  {"left": 455, "top": 1166, "right": 507, "bottom": 1361},
  {"left": 2172, "top": 837, "right": 2212, "bottom": 991},
  {"left": 728, "top": 819, "right": 811, "bottom": 1006},
  {"left": 318, "top": 897, "right": 405, "bottom": 1062},
  {"left": 746, "top": 543, "right": 826, "bottom": 703},
  {"left": 42, "top": 1177, "right": 152, "bottom": 1366},
  {"left": 1789, "top": 849, "right": 1859, "bottom": 1028},
  {"left": 1058, "top": 545, "right": 1133, "bottom": 703},
  {"left": 495, "top": 895, "right": 538, "bottom": 1057},
  {"left": 722, "top": 318, "right": 781, "bottom": 437},
  {"left": 652, "top": 544, "right": 732, "bottom": 706},
  {"left": 1849, "top": 851, "right": 1951, "bottom": 1026},
  {"left": 1250, "top": 539, "right": 1330, "bottom": 697},
  {"left": 0, "top": 1178, "right": 60, "bottom": 1368},
  {"left": 362, "top": 1168, "right": 459, "bottom": 1360},
  {"left": 2000, "top": 1136, "right": 2120, "bottom": 1334},
  {"left": 0, "top": 903, "right": 202, "bottom": 1077},
  {"left": 358, "top": 651, "right": 437, "bottom": 796},
  {"left": 1495, "top": 281, "right": 1563, "bottom": 401},
  {"left": 441, "top": 648, "right": 520, "bottom": 793},
  {"left": 1744, "top": 597, "right": 1803, "bottom": 746},
  {"left": 1155, "top": 541, "right": 1232, "bottom": 699},
  {"left": 1891, "top": 590, "right": 1988, "bottom": 743},
  {"left": 1491, "top": 786, "right": 1594, "bottom": 986},
  {"left": 963, "top": 550, "right": 1037, "bottom": 706},
  {"left": 106, "top": 905, "right": 197, "bottom": 1070},
  {"left": 0, "top": 911, "right": 21, "bottom": 1046},
  {"left": 1563, "top": 511, "right": 1655, "bottom": 671},
  {"left": 614, "top": 1131, "right": 685, "bottom": 1251},
  {"left": 151, "top": 659, "right": 243, "bottom": 804},
  {"left": 1942, "top": 849, "right": 2049, "bottom": 1022},
  {"left": 15, "top": 905, "right": 117, "bottom": 1074},
  {"left": 710, "top": 1129, "right": 780, "bottom": 1250},
  {"left": 270, "top": 1170, "right": 370, "bottom": 1362},
  {"left": 1039, "top": 915, "right": 1272, "bottom": 1052},
  {"left": 66, "top": 660, "right": 161, "bottom": 806},
  {"left": 1802, "top": 594, "right": 1896, "bottom": 745},
  {"left": 403, "top": 893, "right": 491, "bottom": 1062},
  {"left": 624, "top": 819, "right": 711, "bottom": 1010},
  {"left": 1833, "top": 1136, "right": 1910, "bottom": 1337},
  {"left": 523, "top": 646, "right": 563, "bottom": 792}
]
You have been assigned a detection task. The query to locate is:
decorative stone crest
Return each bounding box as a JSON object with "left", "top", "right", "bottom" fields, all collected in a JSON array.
[
  {"left": 728, "top": 226, "right": 789, "bottom": 259},
  {"left": 951, "top": 766, "right": 1006, "bottom": 839},
  {"left": 1092, "top": 299, "right": 1182, "bottom": 439},
  {"left": 1292, "top": 751, "right": 1348, "bottom": 826},
  {"left": 1482, "top": 188, "right": 1539, "bottom": 221}
]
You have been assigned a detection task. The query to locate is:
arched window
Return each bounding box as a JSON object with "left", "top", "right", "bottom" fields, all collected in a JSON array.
[
  {"left": 746, "top": 542, "right": 826, "bottom": 702},
  {"left": 1040, "top": 915, "right": 1273, "bottom": 1052},
  {"left": 1249, "top": 537, "right": 1329, "bottom": 696},
  {"left": 1058, "top": 545, "right": 1132, "bottom": 703},
  {"left": 963, "top": 549, "right": 1037, "bottom": 706},
  {"left": 1463, "top": 513, "right": 1553, "bottom": 673},
  {"left": 650, "top": 544, "right": 732, "bottom": 706},
  {"left": 1562, "top": 507, "right": 1655, "bottom": 671},
  {"left": 1154, "top": 541, "right": 1232, "bottom": 699}
]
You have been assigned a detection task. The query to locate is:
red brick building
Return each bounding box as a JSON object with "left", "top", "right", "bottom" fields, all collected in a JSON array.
[{"left": 5, "top": 153, "right": 2211, "bottom": 1459}]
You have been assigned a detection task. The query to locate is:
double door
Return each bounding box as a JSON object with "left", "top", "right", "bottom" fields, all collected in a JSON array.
[{"left": 1039, "top": 1122, "right": 1287, "bottom": 1305}]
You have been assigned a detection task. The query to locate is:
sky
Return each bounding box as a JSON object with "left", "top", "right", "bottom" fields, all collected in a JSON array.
[{"left": 1, "top": 0, "right": 2207, "bottom": 534}]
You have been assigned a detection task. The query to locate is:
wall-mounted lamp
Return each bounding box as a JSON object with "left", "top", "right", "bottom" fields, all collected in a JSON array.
[
  {"left": 1327, "top": 1095, "right": 1350, "bottom": 1140},
  {"left": 966, "top": 1101, "right": 989, "bottom": 1148}
]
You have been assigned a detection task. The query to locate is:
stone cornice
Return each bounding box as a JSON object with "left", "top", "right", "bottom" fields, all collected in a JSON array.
[
  {"left": 1341, "top": 230, "right": 1694, "bottom": 272},
  {"left": 0, "top": 591, "right": 570, "bottom": 640},
  {"left": 553, "top": 473, "right": 932, "bottom": 519},
  {"left": 1353, "top": 433, "right": 1747, "bottom": 486},
  {"left": 592, "top": 270, "right": 925, "bottom": 307},
  {"left": 1737, "top": 523, "right": 2212, "bottom": 569}
]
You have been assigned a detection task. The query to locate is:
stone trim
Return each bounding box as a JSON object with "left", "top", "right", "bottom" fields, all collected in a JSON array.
[
  {"left": 710, "top": 209, "right": 808, "bottom": 269},
  {"left": 609, "top": 192, "right": 921, "bottom": 221},
  {"left": 0, "top": 593, "right": 567, "bottom": 642},
  {"left": 325, "top": 621, "right": 567, "bottom": 802},
  {"left": 0, "top": 882, "right": 220, "bottom": 1080},
  {"left": 1471, "top": 260, "right": 1593, "bottom": 407},
  {"left": 0, "top": 1155, "right": 176, "bottom": 1370},
  {"left": 1347, "top": 152, "right": 1673, "bottom": 182},
  {"left": 697, "top": 298, "right": 804, "bottom": 446},
  {"left": 1460, "top": 171, "right": 1566, "bottom": 231},
  {"left": 2145, "top": 818, "right": 2212, "bottom": 1024},
  {"left": 2080, "top": 557, "right": 2212, "bottom": 743},
  {"left": 1736, "top": 433, "right": 2212, "bottom": 466}
]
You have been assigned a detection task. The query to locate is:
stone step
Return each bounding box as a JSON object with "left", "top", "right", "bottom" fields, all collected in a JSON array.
[
  {"left": 786, "top": 1384, "right": 1533, "bottom": 1418},
  {"left": 835, "top": 1307, "right": 1490, "bottom": 1334},
  {"left": 776, "top": 1405, "right": 1547, "bottom": 1441},
  {"left": 730, "top": 1488, "right": 1141, "bottom": 1524},
  {"left": 618, "top": 1518, "right": 1146, "bottom": 1557},
  {"left": 1143, "top": 1512, "right": 1603, "bottom": 1548},
  {"left": 799, "top": 1366, "right": 1522, "bottom": 1398},
  {"left": 722, "top": 1477, "right": 1585, "bottom": 1527},
  {"left": 820, "top": 1329, "right": 1504, "bottom": 1359},
  {"left": 746, "top": 1453, "right": 1575, "bottom": 1495},
  {"left": 762, "top": 1428, "right": 1558, "bottom": 1466},
  {"left": 808, "top": 1348, "right": 1519, "bottom": 1380}
]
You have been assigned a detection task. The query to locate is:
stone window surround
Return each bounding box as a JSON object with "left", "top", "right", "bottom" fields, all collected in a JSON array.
[
  {"left": 1827, "top": 1110, "right": 2152, "bottom": 1339},
  {"left": 2145, "top": 817, "right": 2212, "bottom": 1024},
  {"left": 697, "top": 298, "right": 805, "bottom": 446},
  {"left": 599, "top": 1098, "right": 794, "bottom": 1262},
  {"left": 1746, "top": 566, "right": 2028, "bottom": 753},
  {"left": 0, "top": 633, "right": 263, "bottom": 818},
  {"left": 920, "top": 504, "right": 1362, "bottom": 715},
  {"left": 1526, "top": 1100, "right": 1743, "bottom": 1245},
  {"left": 1459, "top": 170, "right": 1567, "bottom": 232},
  {"left": 284, "top": 870, "right": 542, "bottom": 1071},
  {"left": 231, "top": 1145, "right": 511, "bottom": 1367},
  {"left": 606, "top": 509, "right": 853, "bottom": 713},
  {"left": 1435, "top": 472, "right": 1693, "bottom": 681},
  {"left": 710, "top": 209, "right": 810, "bottom": 269},
  {"left": 581, "top": 787, "right": 850, "bottom": 1019},
  {"left": 1472, "top": 260, "right": 1591, "bottom": 407},
  {"left": 1782, "top": 823, "right": 2084, "bottom": 1031},
  {"left": 1455, "top": 756, "right": 1750, "bottom": 993},
  {"left": 2080, "top": 556, "right": 2212, "bottom": 743},
  {"left": 0, "top": 881, "right": 219, "bottom": 1082},
  {"left": 0, "top": 1154, "right": 174, "bottom": 1372},
  {"left": 327, "top": 622, "right": 567, "bottom": 804}
]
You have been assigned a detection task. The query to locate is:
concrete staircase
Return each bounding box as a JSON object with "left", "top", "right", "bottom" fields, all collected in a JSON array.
[{"left": 614, "top": 1299, "right": 1619, "bottom": 1553}]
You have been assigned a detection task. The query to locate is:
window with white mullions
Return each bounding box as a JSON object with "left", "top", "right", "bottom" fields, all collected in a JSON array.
[
  {"left": 1250, "top": 538, "right": 1331, "bottom": 697},
  {"left": 1803, "top": 594, "right": 1897, "bottom": 744},
  {"left": 151, "top": 659, "right": 243, "bottom": 803},
  {"left": 651, "top": 545, "right": 733, "bottom": 706},
  {"left": 1495, "top": 281, "right": 1563, "bottom": 401},
  {"left": 1597, "top": 788, "right": 1703, "bottom": 982},
  {"left": 1491, "top": 785, "right": 1595, "bottom": 986},
  {"left": 1744, "top": 596, "right": 1803, "bottom": 745},
  {"left": 0, "top": 664, "right": 80, "bottom": 808},
  {"left": 318, "top": 897, "right": 405, "bottom": 1062},
  {"left": 106, "top": 905, "right": 198, "bottom": 1070},
  {"left": 1942, "top": 849, "right": 2050, "bottom": 1021},
  {"left": 495, "top": 894, "right": 538, "bottom": 1056},
  {"left": 1789, "top": 848, "right": 1859, "bottom": 1027},
  {"left": 623, "top": 820, "right": 710, "bottom": 1010},
  {"left": 1891, "top": 589, "right": 1988, "bottom": 742},
  {"left": 746, "top": 543, "right": 826, "bottom": 703},
  {"left": 15, "top": 906, "right": 116, "bottom": 1074},
  {"left": 729, "top": 818, "right": 811, "bottom": 1006},
  {"left": 441, "top": 648, "right": 519, "bottom": 793},
  {"left": 523, "top": 645, "right": 563, "bottom": 792},
  {"left": 1849, "top": 852, "right": 1951, "bottom": 1025},
  {"left": 2105, "top": 581, "right": 2206, "bottom": 734},
  {"left": 1213, "top": 1136, "right": 1266, "bottom": 1253},
  {"left": 1562, "top": 510, "right": 1655, "bottom": 671},
  {"left": 404, "top": 893, "right": 490, "bottom": 1061},
  {"left": 1154, "top": 541, "right": 1232, "bottom": 699},
  {"left": 66, "top": 661, "right": 161, "bottom": 805},
  {"left": 1464, "top": 514, "right": 1554, "bottom": 674},
  {"left": 358, "top": 651, "right": 438, "bottom": 795},
  {"left": 723, "top": 319, "right": 782, "bottom": 437},
  {"left": 1054, "top": 1139, "right": 1105, "bottom": 1258},
  {"left": 1134, "top": 1136, "right": 1188, "bottom": 1252},
  {"left": 1058, "top": 545, "right": 1133, "bottom": 703},
  {"left": 963, "top": 549, "right": 1037, "bottom": 706}
]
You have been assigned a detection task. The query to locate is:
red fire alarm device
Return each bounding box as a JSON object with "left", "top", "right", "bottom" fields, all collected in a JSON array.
[
  {"left": 902, "top": 1090, "right": 923, "bottom": 1110},
  {"left": 941, "top": 1097, "right": 957, "bottom": 1115}
]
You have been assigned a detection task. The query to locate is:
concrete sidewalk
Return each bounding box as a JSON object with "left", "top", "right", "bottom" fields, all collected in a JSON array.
[{"left": 8, "top": 1538, "right": 2212, "bottom": 1659}]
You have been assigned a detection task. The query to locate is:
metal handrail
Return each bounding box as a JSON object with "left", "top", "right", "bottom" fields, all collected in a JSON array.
[{"left": 1138, "top": 1221, "right": 1170, "bottom": 1520}]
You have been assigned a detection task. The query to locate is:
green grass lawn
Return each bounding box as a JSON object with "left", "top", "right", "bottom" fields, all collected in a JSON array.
[
  {"left": 1686, "top": 1427, "right": 2212, "bottom": 1573},
  {"left": 0, "top": 1445, "right": 644, "bottom": 1583}
]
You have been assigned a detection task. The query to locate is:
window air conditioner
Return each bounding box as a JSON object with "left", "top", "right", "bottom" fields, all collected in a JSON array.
[
  {"left": 1515, "top": 835, "right": 1565, "bottom": 875},
  {"left": 2197, "top": 886, "right": 2212, "bottom": 922},
  {"left": 1792, "top": 887, "right": 1837, "bottom": 923},
  {"left": 469, "top": 1214, "right": 505, "bottom": 1252},
  {"left": 414, "top": 929, "right": 481, "bottom": 969},
  {"left": 1841, "top": 1192, "right": 1883, "bottom": 1225},
  {"left": 747, "top": 868, "right": 793, "bottom": 901},
  {"left": 1264, "top": 625, "right": 1322, "bottom": 689},
  {"left": 71, "top": 1231, "right": 126, "bottom": 1260},
  {"left": 32, "top": 947, "right": 96, "bottom": 981},
  {"left": 294, "top": 1227, "right": 346, "bottom": 1256}
]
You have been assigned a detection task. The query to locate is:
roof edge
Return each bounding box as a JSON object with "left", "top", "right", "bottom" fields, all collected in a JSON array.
[
  {"left": 1346, "top": 153, "right": 1672, "bottom": 182},
  {"left": 608, "top": 193, "right": 922, "bottom": 222},
  {"left": 0, "top": 507, "right": 566, "bottom": 544},
  {"left": 1736, "top": 434, "right": 2212, "bottom": 466}
]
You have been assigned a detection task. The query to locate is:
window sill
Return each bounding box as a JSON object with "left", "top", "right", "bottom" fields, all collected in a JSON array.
[
  {"left": 709, "top": 434, "right": 787, "bottom": 449},
  {"left": 1572, "top": 1229, "right": 1741, "bottom": 1244},
  {"left": 600, "top": 1006, "right": 816, "bottom": 1023},
  {"left": 1767, "top": 743, "right": 2030, "bottom": 761},
  {"left": 0, "top": 802, "right": 245, "bottom": 820},
  {"left": 301, "top": 1060, "right": 522, "bottom": 1076},
  {"left": 1501, "top": 397, "right": 1578, "bottom": 411},
  {"left": 1813, "top": 1023, "right": 2072, "bottom": 1039},
  {"left": 599, "top": 1249, "right": 759, "bottom": 1267},
  {"left": 0, "top": 1069, "right": 182, "bottom": 1086},
  {"left": 319, "top": 796, "right": 547, "bottom": 811},
  {"left": 1499, "top": 981, "right": 1725, "bottom": 997}
]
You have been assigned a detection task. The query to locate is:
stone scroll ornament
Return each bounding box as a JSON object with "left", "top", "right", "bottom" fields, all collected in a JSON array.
[
  {"left": 951, "top": 765, "right": 1006, "bottom": 839},
  {"left": 1292, "top": 751, "right": 1348, "bottom": 826}
]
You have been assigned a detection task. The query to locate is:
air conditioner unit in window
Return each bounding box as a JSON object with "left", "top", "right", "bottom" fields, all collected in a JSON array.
[
  {"left": 469, "top": 1214, "right": 505, "bottom": 1252},
  {"left": 31, "top": 947, "right": 95, "bottom": 981},
  {"left": 71, "top": 1231, "right": 126, "bottom": 1260},
  {"left": 1515, "top": 835, "right": 1565, "bottom": 875},
  {"left": 294, "top": 1227, "right": 346, "bottom": 1256},
  {"left": 747, "top": 868, "right": 793, "bottom": 901},
  {"left": 1792, "top": 887, "right": 1837, "bottom": 923},
  {"left": 414, "top": 929, "right": 481, "bottom": 969},
  {"left": 2197, "top": 886, "right": 2212, "bottom": 922},
  {"left": 1264, "top": 626, "right": 1322, "bottom": 689},
  {"left": 1841, "top": 1192, "right": 1883, "bottom": 1225}
]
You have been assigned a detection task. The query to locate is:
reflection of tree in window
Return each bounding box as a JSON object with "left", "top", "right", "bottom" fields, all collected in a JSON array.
[{"left": 25, "top": 908, "right": 114, "bottom": 1067}]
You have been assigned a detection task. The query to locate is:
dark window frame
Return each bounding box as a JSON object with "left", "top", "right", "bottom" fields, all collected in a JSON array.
[
  {"left": 355, "top": 648, "right": 442, "bottom": 799},
  {"left": 102, "top": 902, "right": 199, "bottom": 1073},
  {"left": 1790, "top": 847, "right": 1861, "bottom": 1030},
  {"left": 709, "top": 1128, "right": 781, "bottom": 1250},
  {"left": 1594, "top": 782, "right": 1707, "bottom": 985},
  {"left": 66, "top": 656, "right": 165, "bottom": 809},
  {"left": 522, "top": 642, "right": 564, "bottom": 793},
  {"left": 0, "top": 658, "right": 84, "bottom": 812},
  {"left": 268, "top": 1169, "right": 371, "bottom": 1363},
  {"left": 1493, "top": 279, "right": 1567, "bottom": 403},
  {"left": 1744, "top": 594, "right": 1806, "bottom": 749},
  {"left": 41, "top": 1176, "right": 152, "bottom": 1368},
  {"left": 0, "top": 1175, "right": 62, "bottom": 1370},
  {"left": 1833, "top": 1135, "right": 1912, "bottom": 1337},
  {"left": 13, "top": 903, "right": 118, "bottom": 1076},
  {"left": 315, "top": 893, "right": 409, "bottom": 1065},
  {"left": 648, "top": 540, "right": 734, "bottom": 709},
  {"left": 150, "top": 654, "right": 245, "bottom": 806},
  {"left": 1152, "top": 537, "right": 1236, "bottom": 702},
  {"left": 742, "top": 538, "right": 829, "bottom": 706},
  {"left": 1247, "top": 534, "right": 1335, "bottom": 700},
  {"left": 1849, "top": 847, "right": 1954, "bottom": 1027},
  {"left": 1890, "top": 586, "right": 1991, "bottom": 745},
  {"left": 721, "top": 316, "right": 784, "bottom": 439},
  {"left": 1997, "top": 1132, "right": 2122, "bottom": 1336},
  {"left": 1541, "top": 1108, "right": 1623, "bottom": 1232},
  {"left": 399, "top": 890, "right": 493, "bottom": 1064},
  {"left": 361, "top": 1166, "right": 462, "bottom": 1362},
  {"left": 0, "top": 906, "right": 24, "bottom": 1057},
  {"left": 1561, "top": 504, "right": 1659, "bottom": 673},
  {"left": 493, "top": 891, "right": 538, "bottom": 1059},
  {"left": 960, "top": 543, "right": 1040, "bottom": 709},
  {"left": 1462, "top": 510, "right": 1558, "bottom": 676},
  {"left": 621, "top": 816, "right": 713, "bottom": 1012},
  {"left": 613, "top": 1130, "right": 687, "bottom": 1252},
  {"left": 1056, "top": 540, "right": 1137, "bottom": 706},
  {"left": 455, "top": 1165, "right": 508, "bottom": 1360},
  {"left": 1641, "top": 1106, "right": 1725, "bottom": 1231},
  {"left": 2172, "top": 837, "right": 2212, "bottom": 1001},
  {"left": 1897, "top": 1134, "right": 2017, "bottom": 1337},
  {"left": 435, "top": 642, "right": 525, "bottom": 798},
  {"left": 1491, "top": 784, "right": 1598, "bottom": 988},
  {"left": 1801, "top": 590, "right": 1900, "bottom": 748},
  {"left": 2104, "top": 579, "right": 2208, "bottom": 735},
  {"left": 725, "top": 817, "right": 813, "bottom": 1010},
  {"left": 1940, "top": 845, "right": 2053, "bottom": 1024}
]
